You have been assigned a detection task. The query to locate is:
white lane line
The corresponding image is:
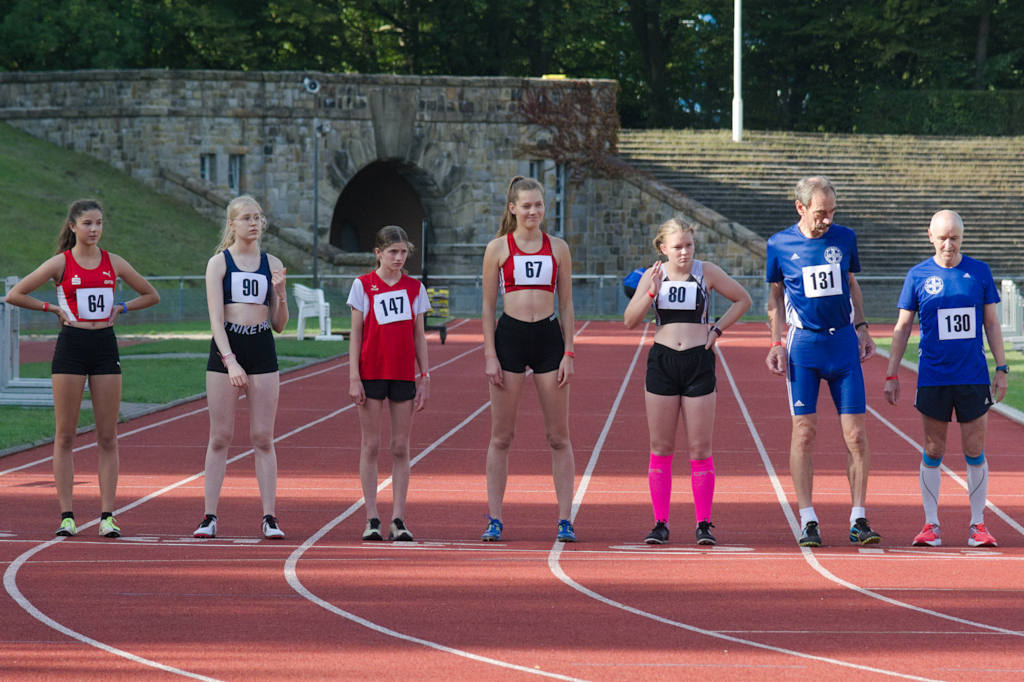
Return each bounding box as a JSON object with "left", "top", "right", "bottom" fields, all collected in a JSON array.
[
  {"left": 546, "top": 331, "right": 937, "bottom": 681},
  {"left": 280, "top": 322, "right": 591, "bottom": 680},
  {"left": 3, "top": 340, "right": 482, "bottom": 678},
  {"left": 867, "top": 405, "right": 1024, "bottom": 538},
  {"left": 715, "top": 346, "right": 1024, "bottom": 638}
]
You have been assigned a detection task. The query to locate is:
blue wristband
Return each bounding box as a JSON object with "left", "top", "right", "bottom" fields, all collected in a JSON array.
[
  {"left": 119, "top": 301, "right": 128, "bottom": 314},
  {"left": 995, "top": 364, "right": 1009, "bottom": 374}
]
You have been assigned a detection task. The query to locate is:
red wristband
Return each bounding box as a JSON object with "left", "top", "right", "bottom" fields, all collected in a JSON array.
[
  {"left": 770, "top": 341, "right": 783, "bottom": 347},
  {"left": 564, "top": 351, "right": 575, "bottom": 358},
  {"left": 43, "top": 302, "right": 49, "bottom": 312},
  {"left": 647, "top": 290, "right": 656, "bottom": 299},
  {"left": 885, "top": 375, "right": 898, "bottom": 381}
]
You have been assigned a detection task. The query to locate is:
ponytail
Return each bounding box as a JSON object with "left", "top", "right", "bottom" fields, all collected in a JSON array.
[{"left": 498, "top": 176, "right": 544, "bottom": 237}]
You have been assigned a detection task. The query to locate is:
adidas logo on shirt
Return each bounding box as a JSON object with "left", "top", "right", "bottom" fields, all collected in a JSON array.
[
  {"left": 791, "top": 253, "right": 801, "bottom": 260},
  {"left": 793, "top": 400, "right": 805, "bottom": 407}
]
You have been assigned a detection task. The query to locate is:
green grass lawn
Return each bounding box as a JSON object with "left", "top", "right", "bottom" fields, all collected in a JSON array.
[
  {"left": 874, "top": 335, "right": 1024, "bottom": 410},
  {"left": 0, "top": 336, "right": 348, "bottom": 454}
]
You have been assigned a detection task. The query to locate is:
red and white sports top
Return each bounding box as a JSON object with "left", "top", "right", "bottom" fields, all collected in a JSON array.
[
  {"left": 499, "top": 232, "right": 557, "bottom": 294},
  {"left": 347, "top": 272, "right": 431, "bottom": 381},
  {"left": 57, "top": 249, "right": 118, "bottom": 322}
]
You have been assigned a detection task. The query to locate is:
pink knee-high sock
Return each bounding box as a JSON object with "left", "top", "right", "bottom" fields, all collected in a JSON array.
[
  {"left": 648, "top": 453, "right": 673, "bottom": 523},
  {"left": 690, "top": 457, "right": 716, "bottom": 523}
]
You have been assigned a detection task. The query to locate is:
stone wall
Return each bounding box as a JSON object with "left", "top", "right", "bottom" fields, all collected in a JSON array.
[{"left": 0, "top": 70, "right": 765, "bottom": 282}]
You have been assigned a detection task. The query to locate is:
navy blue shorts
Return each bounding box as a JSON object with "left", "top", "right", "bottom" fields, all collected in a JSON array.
[
  {"left": 494, "top": 314, "right": 564, "bottom": 374},
  {"left": 786, "top": 325, "right": 865, "bottom": 415},
  {"left": 51, "top": 326, "right": 121, "bottom": 376},
  {"left": 645, "top": 343, "right": 716, "bottom": 397},
  {"left": 916, "top": 384, "right": 992, "bottom": 423},
  {"left": 207, "top": 321, "right": 278, "bottom": 375}
]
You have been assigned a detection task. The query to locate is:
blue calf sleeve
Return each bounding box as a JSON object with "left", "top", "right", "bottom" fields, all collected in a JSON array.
[
  {"left": 922, "top": 451, "right": 943, "bottom": 468},
  {"left": 965, "top": 451, "right": 985, "bottom": 466}
]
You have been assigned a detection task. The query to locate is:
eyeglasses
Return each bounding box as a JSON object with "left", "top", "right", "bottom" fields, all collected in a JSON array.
[{"left": 235, "top": 213, "right": 264, "bottom": 224}]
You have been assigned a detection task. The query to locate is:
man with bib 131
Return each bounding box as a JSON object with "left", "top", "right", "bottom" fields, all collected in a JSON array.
[{"left": 765, "top": 176, "right": 880, "bottom": 548}]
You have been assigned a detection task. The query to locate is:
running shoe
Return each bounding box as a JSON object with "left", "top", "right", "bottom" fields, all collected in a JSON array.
[
  {"left": 481, "top": 516, "right": 503, "bottom": 542},
  {"left": 55, "top": 517, "right": 78, "bottom": 537},
  {"left": 849, "top": 517, "right": 882, "bottom": 545},
  {"left": 193, "top": 514, "right": 217, "bottom": 538},
  {"left": 799, "top": 521, "right": 822, "bottom": 547},
  {"left": 644, "top": 521, "right": 669, "bottom": 544},
  {"left": 389, "top": 518, "right": 414, "bottom": 542},
  {"left": 98, "top": 516, "right": 121, "bottom": 538},
  {"left": 912, "top": 523, "right": 941, "bottom": 547},
  {"left": 696, "top": 520, "right": 717, "bottom": 546},
  {"left": 362, "top": 517, "right": 383, "bottom": 541},
  {"left": 556, "top": 519, "right": 577, "bottom": 543},
  {"left": 262, "top": 515, "right": 285, "bottom": 539},
  {"left": 968, "top": 523, "right": 998, "bottom": 547}
]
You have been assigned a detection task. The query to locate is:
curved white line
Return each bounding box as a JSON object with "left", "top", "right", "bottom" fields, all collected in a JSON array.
[
  {"left": 3, "top": 343, "right": 481, "bottom": 678},
  {"left": 546, "top": 329, "right": 940, "bottom": 680},
  {"left": 715, "top": 346, "right": 1024, "bottom": 637}
]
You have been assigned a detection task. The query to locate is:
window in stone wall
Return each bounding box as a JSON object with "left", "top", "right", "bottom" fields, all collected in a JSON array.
[
  {"left": 529, "top": 160, "right": 567, "bottom": 237},
  {"left": 200, "top": 154, "right": 216, "bottom": 183},
  {"left": 228, "top": 154, "right": 245, "bottom": 194}
]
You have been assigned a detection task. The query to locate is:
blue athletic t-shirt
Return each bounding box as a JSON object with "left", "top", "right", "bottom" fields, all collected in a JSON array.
[
  {"left": 765, "top": 223, "right": 860, "bottom": 332},
  {"left": 897, "top": 254, "right": 999, "bottom": 386}
]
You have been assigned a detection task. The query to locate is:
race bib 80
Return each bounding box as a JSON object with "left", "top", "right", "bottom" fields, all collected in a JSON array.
[
  {"left": 374, "top": 290, "right": 412, "bottom": 325},
  {"left": 512, "top": 254, "right": 554, "bottom": 286},
  {"left": 75, "top": 287, "right": 114, "bottom": 320},
  {"left": 657, "top": 280, "right": 698, "bottom": 310},
  {"left": 801, "top": 263, "right": 842, "bottom": 298},
  {"left": 230, "top": 272, "right": 268, "bottom": 304},
  {"left": 937, "top": 306, "right": 975, "bottom": 340}
]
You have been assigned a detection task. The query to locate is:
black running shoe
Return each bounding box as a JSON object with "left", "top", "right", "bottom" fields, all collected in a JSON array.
[
  {"left": 849, "top": 517, "right": 881, "bottom": 545},
  {"left": 389, "top": 518, "right": 414, "bottom": 541},
  {"left": 362, "top": 517, "right": 383, "bottom": 541},
  {"left": 799, "top": 521, "right": 822, "bottom": 547},
  {"left": 644, "top": 521, "right": 669, "bottom": 544},
  {"left": 696, "top": 520, "right": 716, "bottom": 545}
]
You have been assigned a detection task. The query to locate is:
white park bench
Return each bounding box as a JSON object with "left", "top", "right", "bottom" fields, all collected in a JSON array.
[{"left": 293, "top": 283, "right": 332, "bottom": 340}]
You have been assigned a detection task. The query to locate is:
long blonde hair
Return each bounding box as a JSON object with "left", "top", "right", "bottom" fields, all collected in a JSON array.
[
  {"left": 498, "top": 176, "right": 544, "bottom": 237},
  {"left": 55, "top": 199, "right": 103, "bottom": 253},
  {"left": 653, "top": 216, "right": 697, "bottom": 252},
  {"left": 215, "top": 195, "right": 265, "bottom": 253}
]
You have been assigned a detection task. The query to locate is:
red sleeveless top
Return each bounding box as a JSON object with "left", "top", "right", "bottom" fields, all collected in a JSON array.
[
  {"left": 56, "top": 249, "right": 117, "bottom": 322},
  {"left": 498, "top": 232, "right": 557, "bottom": 294}
]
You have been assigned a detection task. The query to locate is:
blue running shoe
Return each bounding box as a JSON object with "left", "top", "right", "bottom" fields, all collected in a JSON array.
[
  {"left": 481, "top": 516, "right": 503, "bottom": 541},
  {"left": 556, "top": 519, "right": 577, "bottom": 543}
]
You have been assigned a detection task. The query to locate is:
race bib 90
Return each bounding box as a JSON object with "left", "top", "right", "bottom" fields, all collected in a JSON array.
[
  {"left": 657, "top": 280, "right": 698, "bottom": 310},
  {"left": 230, "top": 272, "right": 268, "bottom": 304},
  {"left": 512, "top": 254, "right": 554, "bottom": 286},
  {"left": 937, "top": 306, "right": 975, "bottom": 340},
  {"left": 374, "top": 290, "right": 412, "bottom": 325},
  {"left": 75, "top": 287, "right": 114, "bottom": 320},
  {"left": 801, "top": 263, "right": 842, "bottom": 298}
]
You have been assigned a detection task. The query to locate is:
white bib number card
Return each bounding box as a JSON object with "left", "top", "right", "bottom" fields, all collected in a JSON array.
[
  {"left": 657, "top": 281, "right": 698, "bottom": 310},
  {"left": 374, "top": 290, "right": 412, "bottom": 324},
  {"left": 75, "top": 287, "right": 114, "bottom": 320},
  {"left": 230, "top": 272, "right": 268, "bottom": 304},
  {"left": 802, "top": 263, "right": 842, "bottom": 298},
  {"left": 937, "top": 306, "right": 974, "bottom": 340},
  {"left": 512, "top": 254, "right": 553, "bottom": 286}
]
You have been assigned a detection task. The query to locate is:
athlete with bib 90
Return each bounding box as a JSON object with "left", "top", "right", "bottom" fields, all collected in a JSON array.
[{"left": 765, "top": 176, "right": 880, "bottom": 548}]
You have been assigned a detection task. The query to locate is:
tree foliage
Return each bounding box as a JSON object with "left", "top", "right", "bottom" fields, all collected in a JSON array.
[{"left": 2, "top": 0, "right": 1023, "bottom": 131}]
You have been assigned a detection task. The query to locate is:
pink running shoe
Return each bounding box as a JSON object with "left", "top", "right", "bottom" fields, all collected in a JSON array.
[
  {"left": 968, "top": 523, "right": 998, "bottom": 547},
  {"left": 912, "top": 523, "right": 941, "bottom": 547}
]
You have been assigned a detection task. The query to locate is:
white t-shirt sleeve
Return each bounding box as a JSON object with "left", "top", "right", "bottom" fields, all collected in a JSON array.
[
  {"left": 346, "top": 278, "right": 369, "bottom": 314},
  {"left": 413, "top": 282, "right": 432, "bottom": 316}
]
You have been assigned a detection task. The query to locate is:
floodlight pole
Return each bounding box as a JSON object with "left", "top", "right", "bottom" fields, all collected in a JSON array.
[
  {"left": 732, "top": 0, "right": 743, "bottom": 142},
  {"left": 312, "top": 115, "right": 320, "bottom": 289}
]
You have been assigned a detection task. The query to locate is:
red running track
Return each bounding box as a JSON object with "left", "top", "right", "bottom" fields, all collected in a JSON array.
[{"left": 2, "top": 320, "right": 1024, "bottom": 681}]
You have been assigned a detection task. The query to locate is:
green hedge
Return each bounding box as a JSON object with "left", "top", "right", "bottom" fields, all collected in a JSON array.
[{"left": 858, "top": 90, "right": 1024, "bottom": 135}]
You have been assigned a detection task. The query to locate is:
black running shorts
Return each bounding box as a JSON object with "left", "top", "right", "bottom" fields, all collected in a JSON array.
[
  {"left": 645, "top": 342, "right": 716, "bottom": 397},
  {"left": 915, "top": 384, "right": 992, "bottom": 423},
  {"left": 207, "top": 321, "right": 279, "bottom": 375},
  {"left": 493, "top": 314, "right": 564, "bottom": 374},
  {"left": 51, "top": 326, "right": 121, "bottom": 376}
]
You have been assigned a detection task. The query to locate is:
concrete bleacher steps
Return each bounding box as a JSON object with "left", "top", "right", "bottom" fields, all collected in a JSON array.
[{"left": 617, "top": 129, "right": 1024, "bottom": 277}]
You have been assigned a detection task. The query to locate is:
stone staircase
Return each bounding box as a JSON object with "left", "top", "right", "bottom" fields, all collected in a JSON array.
[{"left": 617, "top": 129, "right": 1024, "bottom": 277}]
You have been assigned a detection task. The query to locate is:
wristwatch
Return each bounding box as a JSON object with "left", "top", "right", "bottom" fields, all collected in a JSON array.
[{"left": 996, "top": 364, "right": 1010, "bottom": 374}]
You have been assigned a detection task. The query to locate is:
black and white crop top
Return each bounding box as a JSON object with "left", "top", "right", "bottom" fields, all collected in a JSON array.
[
  {"left": 652, "top": 260, "right": 709, "bottom": 326},
  {"left": 221, "top": 249, "right": 272, "bottom": 306}
]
